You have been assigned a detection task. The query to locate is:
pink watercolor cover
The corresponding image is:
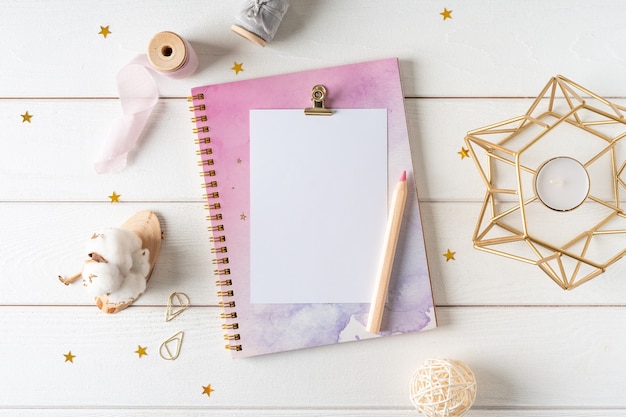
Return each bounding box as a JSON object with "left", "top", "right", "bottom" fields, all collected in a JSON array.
[{"left": 191, "top": 58, "right": 436, "bottom": 358}]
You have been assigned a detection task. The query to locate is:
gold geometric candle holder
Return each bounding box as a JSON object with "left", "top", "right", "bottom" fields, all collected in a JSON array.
[{"left": 465, "top": 75, "right": 626, "bottom": 290}]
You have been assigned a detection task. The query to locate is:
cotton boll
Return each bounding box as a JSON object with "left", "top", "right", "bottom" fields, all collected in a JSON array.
[
  {"left": 85, "top": 228, "right": 142, "bottom": 274},
  {"left": 81, "top": 261, "right": 123, "bottom": 297},
  {"left": 83, "top": 228, "right": 151, "bottom": 305},
  {"left": 130, "top": 248, "right": 150, "bottom": 276},
  {"left": 106, "top": 248, "right": 150, "bottom": 304},
  {"left": 106, "top": 270, "right": 148, "bottom": 303}
]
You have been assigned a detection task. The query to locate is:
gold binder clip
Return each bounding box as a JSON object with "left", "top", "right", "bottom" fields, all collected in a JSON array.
[{"left": 304, "top": 85, "right": 332, "bottom": 116}]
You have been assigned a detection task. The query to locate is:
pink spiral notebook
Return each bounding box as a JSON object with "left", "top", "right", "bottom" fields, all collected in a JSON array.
[{"left": 190, "top": 58, "right": 436, "bottom": 358}]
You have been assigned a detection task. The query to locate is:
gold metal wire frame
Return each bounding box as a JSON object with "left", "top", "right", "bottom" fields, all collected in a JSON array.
[{"left": 465, "top": 75, "right": 626, "bottom": 290}]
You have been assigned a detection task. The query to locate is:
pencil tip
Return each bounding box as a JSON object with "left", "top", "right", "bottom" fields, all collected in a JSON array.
[{"left": 399, "top": 170, "right": 406, "bottom": 182}]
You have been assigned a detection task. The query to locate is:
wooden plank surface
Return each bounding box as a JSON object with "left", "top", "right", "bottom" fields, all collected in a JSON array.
[
  {"left": 3, "top": 201, "right": 626, "bottom": 306},
  {"left": 3, "top": 0, "right": 626, "bottom": 415},
  {"left": 2, "top": 1, "right": 626, "bottom": 98},
  {"left": 2, "top": 307, "right": 626, "bottom": 409},
  {"left": 3, "top": 98, "right": 624, "bottom": 203}
]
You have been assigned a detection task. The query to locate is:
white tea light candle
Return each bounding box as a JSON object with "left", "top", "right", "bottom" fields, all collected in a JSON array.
[{"left": 534, "top": 156, "right": 589, "bottom": 211}]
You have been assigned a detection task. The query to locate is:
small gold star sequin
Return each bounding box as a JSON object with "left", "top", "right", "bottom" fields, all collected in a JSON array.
[
  {"left": 443, "top": 249, "right": 456, "bottom": 262},
  {"left": 202, "top": 384, "right": 215, "bottom": 397},
  {"left": 98, "top": 25, "right": 111, "bottom": 38},
  {"left": 135, "top": 345, "right": 148, "bottom": 358},
  {"left": 237, "top": 157, "right": 242, "bottom": 164},
  {"left": 458, "top": 147, "right": 469, "bottom": 159},
  {"left": 21, "top": 111, "right": 32, "bottom": 123},
  {"left": 108, "top": 191, "right": 121, "bottom": 203},
  {"left": 63, "top": 351, "right": 76, "bottom": 363},
  {"left": 240, "top": 212, "right": 247, "bottom": 221},
  {"left": 440, "top": 8, "right": 453, "bottom": 20},
  {"left": 231, "top": 62, "right": 244, "bottom": 75}
]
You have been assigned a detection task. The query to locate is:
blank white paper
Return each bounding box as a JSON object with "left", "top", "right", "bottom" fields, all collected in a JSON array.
[{"left": 250, "top": 109, "right": 388, "bottom": 304}]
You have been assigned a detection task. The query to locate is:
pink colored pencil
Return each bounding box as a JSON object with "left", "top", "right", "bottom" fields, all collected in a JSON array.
[{"left": 366, "top": 170, "right": 408, "bottom": 333}]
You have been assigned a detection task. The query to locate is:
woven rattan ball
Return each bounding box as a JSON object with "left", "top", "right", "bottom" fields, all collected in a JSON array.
[{"left": 409, "top": 358, "right": 477, "bottom": 417}]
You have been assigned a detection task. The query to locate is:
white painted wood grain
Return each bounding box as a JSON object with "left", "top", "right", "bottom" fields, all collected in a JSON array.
[
  {"left": 0, "top": 203, "right": 215, "bottom": 306},
  {"left": 3, "top": 411, "right": 626, "bottom": 417},
  {"left": 2, "top": 1, "right": 626, "bottom": 98},
  {"left": 423, "top": 206, "right": 626, "bottom": 306},
  {"left": 5, "top": 97, "right": 625, "bottom": 203},
  {"left": 1, "top": 306, "right": 626, "bottom": 409},
  {"left": 4, "top": 0, "right": 626, "bottom": 415},
  {"left": 0, "top": 99, "right": 200, "bottom": 202},
  {"left": 4, "top": 201, "right": 626, "bottom": 307}
]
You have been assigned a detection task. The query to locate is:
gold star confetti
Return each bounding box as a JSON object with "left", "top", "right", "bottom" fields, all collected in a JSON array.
[
  {"left": 237, "top": 157, "right": 242, "bottom": 164},
  {"left": 202, "top": 384, "right": 215, "bottom": 397},
  {"left": 440, "top": 8, "right": 453, "bottom": 20},
  {"left": 458, "top": 147, "right": 470, "bottom": 159},
  {"left": 63, "top": 351, "right": 76, "bottom": 363},
  {"left": 231, "top": 62, "right": 244, "bottom": 75},
  {"left": 135, "top": 345, "right": 148, "bottom": 358},
  {"left": 240, "top": 212, "right": 247, "bottom": 221},
  {"left": 108, "top": 191, "right": 121, "bottom": 203},
  {"left": 98, "top": 25, "right": 111, "bottom": 38},
  {"left": 21, "top": 111, "right": 32, "bottom": 123},
  {"left": 443, "top": 249, "right": 456, "bottom": 262}
]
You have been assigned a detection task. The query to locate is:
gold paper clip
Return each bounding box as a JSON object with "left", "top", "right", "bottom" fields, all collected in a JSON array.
[
  {"left": 304, "top": 85, "right": 332, "bottom": 116},
  {"left": 165, "top": 292, "right": 190, "bottom": 322},
  {"left": 159, "top": 330, "right": 184, "bottom": 360}
]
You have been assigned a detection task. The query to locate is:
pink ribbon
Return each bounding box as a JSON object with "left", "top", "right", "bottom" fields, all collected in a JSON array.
[{"left": 94, "top": 38, "right": 198, "bottom": 174}]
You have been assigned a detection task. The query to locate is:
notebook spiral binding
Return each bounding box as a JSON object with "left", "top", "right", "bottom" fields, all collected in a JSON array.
[{"left": 189, "top": 93, "right": 242, "bottom": 352}]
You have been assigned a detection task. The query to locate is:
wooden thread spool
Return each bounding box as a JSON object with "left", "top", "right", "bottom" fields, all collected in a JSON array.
[
  {"left": 147, "top": 31, "right": 188, "bottom": 73},
  {"left": 231, "top": 24, "right": 267, "bottom": 47},
  {"left": 231, "top": 0, "right": 290, "bottom": 47}
]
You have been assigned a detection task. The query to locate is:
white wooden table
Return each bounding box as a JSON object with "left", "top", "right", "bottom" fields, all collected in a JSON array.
[{"left": 3, "top": 1, "right": 626, "bottom": 415}]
